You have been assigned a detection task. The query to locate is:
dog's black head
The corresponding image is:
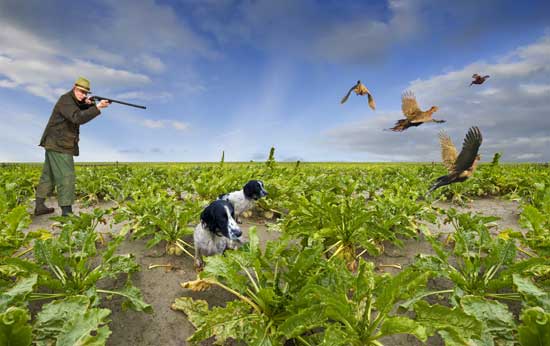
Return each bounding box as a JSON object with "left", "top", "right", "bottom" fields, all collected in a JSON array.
[
  {"left": 200, "top": 199, "right": 241, "bottom": 239},
  {"left": 243, "top": 180, "right": 268, "bottom": 200}
]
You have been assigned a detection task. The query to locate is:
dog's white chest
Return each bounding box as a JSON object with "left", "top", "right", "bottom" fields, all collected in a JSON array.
[
  {"left": 194, "top": 224, "right": 229, "bottom": 256},
  {"left": 226, "top": 191, "right": 254, "bottom": 216}
]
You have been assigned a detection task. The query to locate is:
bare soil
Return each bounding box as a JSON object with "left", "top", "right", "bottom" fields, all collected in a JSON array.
[{"left": 27, "top": 196, "right": 523, "bottom": 346}]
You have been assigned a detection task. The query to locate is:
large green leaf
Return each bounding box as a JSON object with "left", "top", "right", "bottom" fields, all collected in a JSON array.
[
  {"left": 112, "top": 282, "right": 153, "bottom": 313},
  {"left": 0, "top": 307, "right": 32, "bottom": 346},
  {"left": 0, "top": 258, "right": 47, "bottom": 279},
  {"left": 187, "top": 300, "right": 262, "bottom": 344},
  {"left": 34, "top": 296, "right": 90, "bottom": 345},
  {"left": 318, "top": 324, "right": 356, "bottom": 346},
  {"left": 278, "top": 305, "right": 326, "bottom": 338},
  {"left": 518, "top": 307, "right": 550, "bottom": 346},
  {"left": 374, "top": 267, "right": 430, "bottom": 316},
  {"left": 414, "top": 301, "right": 483, "bottom": 345},
  {"left": 380, "top": 316, "right": 428, "bottom": 342},
  {"left": 55, "top": 308, "right": 111, "bottom": 346},
  {"left": 0, "top": 275, "right": 37, "bottom": 311},
  {"left": 461, "top": 295, "right": 516, "bottom": 345},
  {"left": 513, "top": 275, "right": 550, "bottom": 310},
  {"left": 200, "top": 253, "right": 250, "bottom": 293},
  {"left": 33, "top": 295, "right": 111, "bottom": 346},
  {"left": 171, "top": 297, "right": 209, "bottom": 329}
]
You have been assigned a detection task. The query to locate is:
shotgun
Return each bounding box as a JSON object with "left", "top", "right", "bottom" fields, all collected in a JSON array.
[{"left": 89, "top": 96, "right": 146, "bottom": 109}]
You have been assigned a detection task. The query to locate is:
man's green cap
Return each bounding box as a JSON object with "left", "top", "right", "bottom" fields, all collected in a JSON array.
[{"left": 74, "top": 76, "right": 91, "bottom": 93}]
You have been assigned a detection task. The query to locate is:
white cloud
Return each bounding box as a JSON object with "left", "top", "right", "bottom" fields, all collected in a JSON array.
[
  {"left": 0, "top": 0, "right": 214, "bottom": 102},
  {"left": 113, "top": 91, "right": 172, "bottom": 102},
  {"left": 515, "top": 153, "right": 543, "bottom": 160},
  {"left": 172, "top": 121, "right": 190, "bottom": 131},
  {"left": 140, "top": 119, "right": 190, "bottom": 131},
  {"left": 142, "top": 119, "right": 165, "bottom": 129},
  {"left": 24, "top": 85, "right": 66, "bottom": 103},
  {"left": 325, "top": 33, "right": 550, "bottom": 162},
  {"left": 0, "top": 25, "right": 57, "bottom": 59},
  {"left": 0, "top": 24, "right": 152, "bottom": 102},
  {"left": 519, "top": 83, "right": 550, "bottom": 95},
  {"left": 479, "top": 88, "right": 500, "bottom": 96},
  {"left": 137, "top": 54, "right": 166, "bottom": 73},
  {"left": 0, "top": 79, "right": 17, "bottom": 88}
]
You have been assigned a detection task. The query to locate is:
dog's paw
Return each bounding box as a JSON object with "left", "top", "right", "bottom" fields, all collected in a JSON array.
[
  {"left": 193, "top": 258, "right": 204, "bottom": 272},
  {"left": 227, "top": 239, "right": 244, "bottom": 250}
]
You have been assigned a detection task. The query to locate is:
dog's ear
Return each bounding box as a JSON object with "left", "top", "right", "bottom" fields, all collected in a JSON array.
[
  {"left": 243, "top": 181, "right": 255, "bottom": 198},
  {"left": 200, "top": 204, "right": 217, "bottom": 231},
  {"left": 227, "top": 201, "right": 236, "bottom": 219}
]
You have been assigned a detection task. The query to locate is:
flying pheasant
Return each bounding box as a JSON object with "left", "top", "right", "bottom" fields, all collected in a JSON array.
[
  {"left": 340, "top": 80, "right": 376, "bottom": 110},
  {"left": 470, "top": 74, "right": 490, "bottom": 86},
  {"left": 428, "top": 126, "right": 483, "bottom": 193},
  {"left": 390, "top": 91, "right": 444, "bottom": 132}
]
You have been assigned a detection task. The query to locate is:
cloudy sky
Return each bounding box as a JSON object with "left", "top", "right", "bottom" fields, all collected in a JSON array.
[{"left": 1, "top": 0, "right": 549, "bottom": 162}]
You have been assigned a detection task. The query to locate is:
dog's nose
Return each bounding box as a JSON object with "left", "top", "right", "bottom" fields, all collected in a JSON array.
[{"left": 233, "top": 228, "right": 242, "bottom": 238}]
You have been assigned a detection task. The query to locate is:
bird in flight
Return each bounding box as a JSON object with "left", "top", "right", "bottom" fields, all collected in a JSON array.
[
  {"left": 390, "top": 91, "right": 444, "bottom": 132},
  {"left": 340, "top": 80, "right": 376, "bottom": 110},
  {"left": 427, "top": 126, "right": 483, "bottom": 194},
  {"left": 470, "top": 74, "right": 490, "bottom": 86}
]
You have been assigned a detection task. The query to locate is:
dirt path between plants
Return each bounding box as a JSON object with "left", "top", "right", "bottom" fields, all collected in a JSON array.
[{"left": 27, "top": 197, "right": 523, "bottom": 346}]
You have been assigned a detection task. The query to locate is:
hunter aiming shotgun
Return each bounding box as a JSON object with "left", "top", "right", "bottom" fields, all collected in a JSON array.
[{"left": 89, "top": 95, "right": 147, "bottom": 109}]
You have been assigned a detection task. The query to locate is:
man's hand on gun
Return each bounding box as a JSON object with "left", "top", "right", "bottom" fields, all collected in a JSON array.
[
  {"left": 97, "top": 99, "right": 110, "bottom": 109},
  {"left": 86, "top": 97, "right": 110, "bottom": 109}
]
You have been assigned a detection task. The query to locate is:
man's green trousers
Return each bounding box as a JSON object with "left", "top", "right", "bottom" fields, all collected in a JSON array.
[{"left": 36, "top": 150, "right": 75, "bottom": 207}]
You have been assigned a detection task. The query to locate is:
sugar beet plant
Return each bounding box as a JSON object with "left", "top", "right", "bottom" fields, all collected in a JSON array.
[
  {"left": 174, "top": 230, "right": 490, "bottom": 346},
  {"left": 174, "top": 228, "right": 327, "bottom": 345},
  {"left": 1, "top": 207, "right": 151, "bottom": 345},
  {"left": 413, "top": 209, "right": 519, "bottom": 301},
  {"left": 115, "top": 192, "right": 204, "bottom": 256},
  {"left": 279, "top": 188, "right": 435, "bottom": 270},
  {"left": 32, "top": 209, "right": 152, "bottom": 312}
]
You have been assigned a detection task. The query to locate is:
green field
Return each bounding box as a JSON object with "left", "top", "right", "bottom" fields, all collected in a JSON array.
[{"left": 1, "top": 161, "right": 549, "bottom": 345}]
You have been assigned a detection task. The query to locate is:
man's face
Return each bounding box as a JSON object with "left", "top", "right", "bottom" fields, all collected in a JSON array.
[{"left": 73, "top": 87, "right": 88, "bottom": 101}]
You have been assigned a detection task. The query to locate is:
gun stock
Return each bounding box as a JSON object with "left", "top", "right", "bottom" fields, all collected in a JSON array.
[{"left": 89, "top": 96, "right": 146, "bottom": 109}]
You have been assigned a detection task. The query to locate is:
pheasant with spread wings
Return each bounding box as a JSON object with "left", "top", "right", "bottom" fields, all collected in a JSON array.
[
  {"left": 340, "top": 80, "right": 376, "bottom": 110},
  {"left": 390, "top": 91, "right": 445, "bottom": 132},
  {"left": 428, "top": 126, "right": 483, "bottom": 193},
  {"left": 470, "top": 74, "right": 490, "bottom": 86}
]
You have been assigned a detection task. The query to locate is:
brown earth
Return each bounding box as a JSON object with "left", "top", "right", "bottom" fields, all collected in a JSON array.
[{"left": 26, "top": 196, "right": 523, "bottom": 346}]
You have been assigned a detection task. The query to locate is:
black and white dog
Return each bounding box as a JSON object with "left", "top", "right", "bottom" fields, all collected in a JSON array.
[
  {"left": 193, "top": 199, "right": 242, "bottom": 270},
  {"left": 218, "top": 180, "right": 268, "bottom": 223}
]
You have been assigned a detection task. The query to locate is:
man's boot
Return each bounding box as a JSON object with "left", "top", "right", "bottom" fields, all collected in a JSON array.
[
  {"left": 61, "top": 205, "right": 73, "bottom": 217},
  {"left": 34, "top": 198, "right": 54, "bottom": 216}
]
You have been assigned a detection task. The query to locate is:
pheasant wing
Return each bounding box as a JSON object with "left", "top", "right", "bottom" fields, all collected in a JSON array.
[
  {"left": 340, "top": 85, "right": 356, "bottom": 104},
  {"left": 439, "top": 131, "right": 458, "bottom": 172},
  {"left": 367, "top": 92, "right": 376, "bottom": 110},
  {"left": 401, "top": 91, "right": 420, "bottom": 120},
  {"left": 453, "top": 127, "right": 483, "bottom": 173}
]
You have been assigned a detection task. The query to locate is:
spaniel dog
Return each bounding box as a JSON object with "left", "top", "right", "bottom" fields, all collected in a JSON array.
[
  {"left": 193, "top": 199, "right": 242, "bottom": 270},
  {"left": 218, "top": 180, "right": 268, "bottom": 223}
]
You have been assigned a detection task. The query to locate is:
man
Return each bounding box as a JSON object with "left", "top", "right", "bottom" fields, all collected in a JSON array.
[{"left": 35, "top": 77, "right": 110, "bottom": 216}]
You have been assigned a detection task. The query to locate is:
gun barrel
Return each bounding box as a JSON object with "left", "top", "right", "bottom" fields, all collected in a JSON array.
[{"left": 91, "top": 96, "right": 146, "bottom": 109}]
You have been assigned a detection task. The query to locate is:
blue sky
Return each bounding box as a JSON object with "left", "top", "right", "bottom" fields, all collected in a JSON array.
[{"left": 1, "top": 0, "right": 549, "bottom": 162}]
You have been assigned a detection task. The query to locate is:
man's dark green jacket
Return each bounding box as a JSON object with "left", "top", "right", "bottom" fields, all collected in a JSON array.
[{"left": 39, "top": 91, "right": 101, "bottom": 156}]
